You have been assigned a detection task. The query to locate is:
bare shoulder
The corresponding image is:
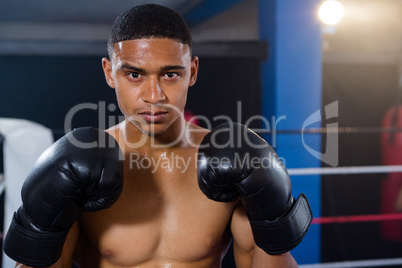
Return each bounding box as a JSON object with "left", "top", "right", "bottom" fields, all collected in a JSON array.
[
  {"left": 105, "top": 122, "right": 123, "bottom": 139},
  {"left": 186, "top": 121, "right": 209, "bottom": 134},
  {"left": 105, "top": 122, "right": 127, "bottom": 152},
  {"left": 185, "top": 121, "right": 210, "bottom": 147}
]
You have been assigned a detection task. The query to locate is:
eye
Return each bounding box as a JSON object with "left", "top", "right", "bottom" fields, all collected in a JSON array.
[
  {"left": 165, "top": 72, "right": 178, "bottom": 79},
  {"left": 128, "top": 72, "right": 141, "bottom": 80}
]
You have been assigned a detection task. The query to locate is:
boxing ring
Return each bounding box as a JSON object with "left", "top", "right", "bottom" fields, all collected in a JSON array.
[
  {"left": 1, "top": 119, "right": 402, "bottom": 267},
  {"left": 290, "top": 164, "right": 402, "bottom": 268}
]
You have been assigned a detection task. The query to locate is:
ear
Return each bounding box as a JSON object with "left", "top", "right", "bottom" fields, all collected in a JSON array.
[
  {"left": 102, "top": 57, "right": 115, "bottom": 88},
  {"left": 189, "top": 56, "right": 199, "bottom": 87}
]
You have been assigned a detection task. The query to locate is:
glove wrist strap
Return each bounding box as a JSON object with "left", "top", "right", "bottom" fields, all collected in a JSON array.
[
  {"left": 3, "top": 213, "right": 69, "bottom": 267},
  {"left": 248, "top": 193, "right": 313, "bottom": 255}
]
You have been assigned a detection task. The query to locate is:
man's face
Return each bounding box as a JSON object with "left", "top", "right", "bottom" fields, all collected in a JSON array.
[{"left": 102, "top": 38, "right": 198, "bottom": 136}]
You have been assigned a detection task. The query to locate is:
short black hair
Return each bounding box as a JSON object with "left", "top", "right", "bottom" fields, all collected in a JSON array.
[{"left": 107, "top": 4, "right": 192, "bottom": 58}]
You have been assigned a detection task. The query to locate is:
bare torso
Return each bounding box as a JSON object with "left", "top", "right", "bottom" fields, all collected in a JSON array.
[{"left": 73, "top": 123, "right": 237, "bottom": 267}]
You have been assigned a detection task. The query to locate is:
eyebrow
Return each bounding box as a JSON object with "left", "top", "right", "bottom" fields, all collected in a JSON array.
[
  {"left": 119, "top": 63, "right": 145, "bottom": 73},
  {"left": 160, "top": 65, "right": 186, "bottom": 71},
  {"left": 119, "top": 63, "right": 185, "bottom": 73}
]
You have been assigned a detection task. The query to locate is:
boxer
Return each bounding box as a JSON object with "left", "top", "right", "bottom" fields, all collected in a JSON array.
[{"left": 4, "top": 4, "right": 312, "bottom": 267}]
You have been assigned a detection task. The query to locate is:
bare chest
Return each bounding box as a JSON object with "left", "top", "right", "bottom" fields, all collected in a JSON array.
[{"left": 78, "top": 152, "right": 235, "bottom": 267}]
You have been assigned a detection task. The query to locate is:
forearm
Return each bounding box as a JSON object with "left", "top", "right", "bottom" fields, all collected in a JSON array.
[
  {"left": 13, "top": 221, "right": 79, "bottom": 268},
  {"left": 250, "top": 247, "right": 298, "bottom": 268}
]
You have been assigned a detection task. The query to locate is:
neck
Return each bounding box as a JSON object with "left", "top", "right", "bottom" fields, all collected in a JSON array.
[{"left": 119, "top": 118, "right": 189, "bottom": 153}]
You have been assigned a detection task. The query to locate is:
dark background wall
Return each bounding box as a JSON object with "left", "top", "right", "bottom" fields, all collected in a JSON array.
[{"left": 0, "top": 56, "right": 119, "bottom": 134}]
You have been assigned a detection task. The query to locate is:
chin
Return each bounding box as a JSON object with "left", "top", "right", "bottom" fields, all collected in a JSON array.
[{"left": 128, "top": 114, "right": 184, "bottom": 138}]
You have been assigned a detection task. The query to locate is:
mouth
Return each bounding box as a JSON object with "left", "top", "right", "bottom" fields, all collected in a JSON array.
[{"left": 138, "top": 110, "right": 169, "bottom": 123}]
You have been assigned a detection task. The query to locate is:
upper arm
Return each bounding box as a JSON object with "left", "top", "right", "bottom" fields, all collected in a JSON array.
[
  {"left": 230, "top": 204, "right": 255, "bottom": 268},
  {"left": 250, "top": 247, "right": 298, "bottom": 268},
  {"left": 15, "top": 221, "right": 80, "bottom": 268},
  {"left": 230, "top": 204, "right": 298, "bottom": 268},
  {"left": 61, "top": 221, "right": 80, "bottom": 267}
]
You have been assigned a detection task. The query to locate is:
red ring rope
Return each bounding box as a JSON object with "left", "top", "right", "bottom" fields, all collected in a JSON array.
[{"left": 312, "top": 213, "right": 402, "bottom": 224}]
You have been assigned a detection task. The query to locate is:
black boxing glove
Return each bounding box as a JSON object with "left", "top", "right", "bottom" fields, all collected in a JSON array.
[
  {"left": 197, "top": 122, "right": 312, "bottom": 255},
  {"left": 3, "top": 127, "right": 123, "bottom": 267}
]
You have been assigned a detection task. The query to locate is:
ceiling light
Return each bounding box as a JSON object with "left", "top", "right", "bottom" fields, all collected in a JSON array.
[{"left": 319, "top": 0, "right": 344, "bottom": 25}]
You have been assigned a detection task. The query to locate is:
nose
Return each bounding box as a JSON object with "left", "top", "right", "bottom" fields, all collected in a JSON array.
[{"left": 141, "top": 76, "right": 167, "bottom": 104}]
